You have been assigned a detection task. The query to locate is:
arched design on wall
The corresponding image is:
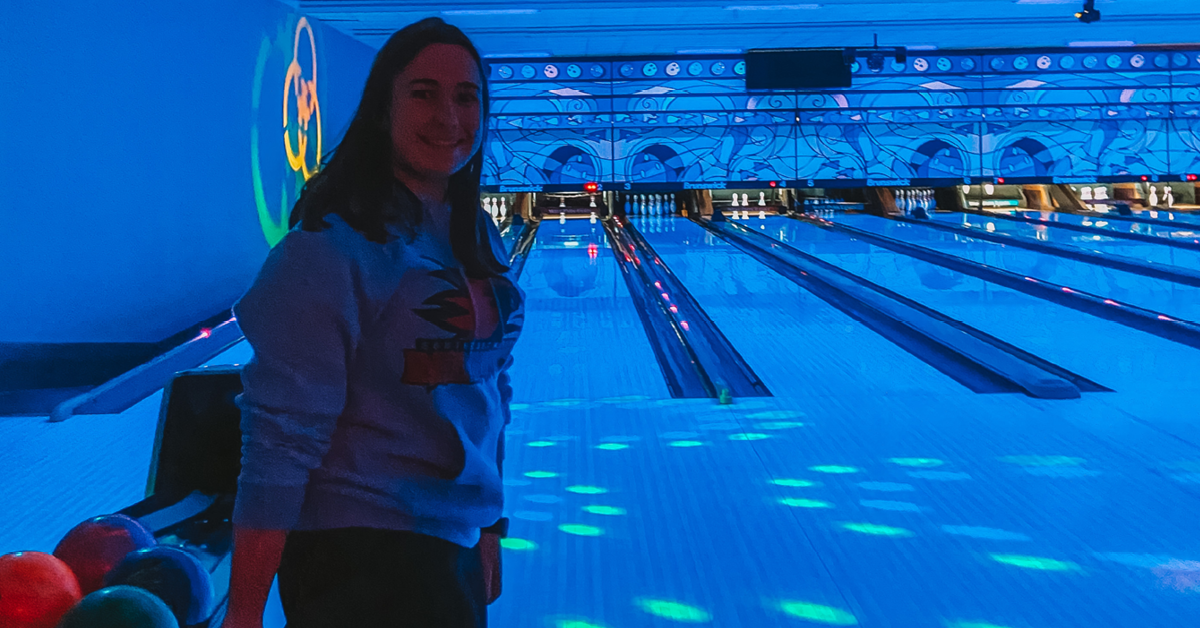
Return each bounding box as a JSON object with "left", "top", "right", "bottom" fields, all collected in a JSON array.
[
  {"left": 628, "top": 143, "right": 686, "bottom": 182},
  {"left": 910, "top": 139, "right": 970, "bottom": 179},
  {"left": 995, "top": 137, "right": 1055, "bottom": 177},
  {"left": 542, "top": 145, "right": 601, "bottom": 183}
]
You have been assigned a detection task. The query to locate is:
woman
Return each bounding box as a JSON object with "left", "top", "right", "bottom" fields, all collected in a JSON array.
[{"left": 223, "top": 18, "right": 522, "bottom": 628}]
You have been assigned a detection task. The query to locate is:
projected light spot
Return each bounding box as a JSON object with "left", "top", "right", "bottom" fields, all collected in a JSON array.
[
  {"left": 510, "top": 403, "right": 531, "bottom": 411},
  {"left": 758, "top": 421, "right": 805, "bottom": 430},
  {"left": 566, "top": 486, "right": 608, "bottom": 494},
  {"left": 780, "top": 498, "right": 833, "bottom": 509},
  {"left": 513, "top": 511, "right": 553, "bottom": 522},
  {"left": 525, "top": 494, "right": 563, "bottom": 504},
  {"left": 946, "top": 622, "right": 1018, "bottom": 628},
  {"left": 860, "top": 500, "right": 922, "bottom": 512},
  {"left": 780, "top": 601, "right": 858, "bottom": 625},
  {"left": 559, "top": 524, "right": 604, "bottom": 536},
  {"left": 671, "top": 440, "right": 705, "bottom": 448},
  {"left": 557, "top": 621, "right": 607, "bottom": 628},
  {"left": 908, "top": 471, "right": 971, "bottom": 481},
  {"left": 729, "top": 433, "right": 771, "bottom": 441},
  {"left": 890, "top": 458, "right": 944, "bottom": 468},
  {"left": 772, "top": 479, "right": 818, "bottom": 488},
  {"left": 545, "top": 399, "right": 586, "bottom": 407},
  {"left": 991, "top": 554, "right": 1080, "bottom": 571},
  {"left": 500, "top": 538, "right": 538, "bottom": 550},
  {"left": 810, "top": 465, "right": 860, "bottom": 474},
  {"left": 858, "top": 482, "right": 914, "bottom": 492},
  {"left": 583, "top": 505, "right": 627, "bottom": 516},
  {"left": 942, "top": 526, "right": 1031, "bottom": 542},
  {"left": 842, "top": 523, "right": 914, "bottom": 537},
  {"left": 601, "top": 395, "right": 649, "bottom": 403},
  {"left": 748, "top": 411, "right": 806, "bottom": 420},
  {"left": 528, "top": 441, "right": 557, "bottom": 447},
  {"left": 596, "top": 443, "right": 630, "bottom": 451},
  {"left": 635, "top": 598, "right": 712, "bottom": 623},
  {"left": 525, "top": 471, "right": 559, "bottom": 478},
  {"left": 999, "top": 455, "right": 1086, "bottom": 467}
]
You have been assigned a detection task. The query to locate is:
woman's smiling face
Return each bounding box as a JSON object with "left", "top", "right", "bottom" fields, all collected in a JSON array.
[{"left": 390, "top": 43, "right": 483, "bottom": 181}]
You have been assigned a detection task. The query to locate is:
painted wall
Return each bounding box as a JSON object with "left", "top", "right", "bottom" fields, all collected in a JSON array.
[
  {"left": 481, "top": 50, "right": 1200, "bottom": 189},
  {"left": 0, "top": 1, "right": 374, "bottom": 343}
]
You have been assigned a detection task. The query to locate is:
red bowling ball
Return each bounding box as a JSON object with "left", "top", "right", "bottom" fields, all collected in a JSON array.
[
  {"left": 0, "top": 550, "right": 83, "bottom": 628},
  {"left": 52, "top": 514, "right": 157, "bottom": 595}
]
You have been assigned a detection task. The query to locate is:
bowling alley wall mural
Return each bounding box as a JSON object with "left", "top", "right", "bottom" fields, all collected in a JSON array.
[
  {"left": 252, "top": 17, "right": 325, "bottom": 248},
  {"left": 481, "top": 49, "right": 1200, "bottom": 188}
]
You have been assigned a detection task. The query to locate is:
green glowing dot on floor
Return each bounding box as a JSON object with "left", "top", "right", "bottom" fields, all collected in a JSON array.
[
  {"left": 841, "top": 523, "right": 914, "bottom": 537},
  {"left": 557, "top": 621, "right": 607, "bottom": 628},
  {"left": 998, "top": 455, "right": 1086, "bottom": 467},
  {"left": 809, "top": 465, "right": 860, "bottom": 474},
  {"left": 729, "top": 433, "right": 771, "bottom": 441},
  {"left": 780, "top": 498, "right": 833, "bottom": 509},
  {"left": 946, "top": 621, "right": 1018, "bottom": 628},
  {"left": 990, "top": 554, "right": 1081, "bottom": 571},
  {"left": 500, "top": 538, "right": 538, "bottom": 550},
  {"left": 772, "top": 479, "right": 817, "bottom": 488},
  {"left": 583, "top": 505, "right": 627, "bottom": 516},
  {"left": 524, "top": 471, "right": 559, "bottom": 478},
  {"left": 559, "top": 524, "right": 604, "bottom": 537},
  {"left": 566, "top": 485, "right": 608, "bottom": 494},
  {"left": 889, "top": 457, "right": 944, "bottom": 468},
  {"left": 527, "top": 441, "right": 556, "bottom": 447},
  {"left": 596, "top": 443, "right": 630, "bottom": 451},
  {"left": 670, "top": 440, "right": 705, "bottom": 447},
  {"left": 780, "top": 601, "right": 858, "bottom": 625},
  {"left": 635, "top": 598, "right": 713, "bottom": 623}
]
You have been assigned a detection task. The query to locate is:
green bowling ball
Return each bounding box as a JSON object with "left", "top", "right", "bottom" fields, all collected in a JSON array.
[{"left": 56, "top": 585, "right": 179, "bottom": 628}]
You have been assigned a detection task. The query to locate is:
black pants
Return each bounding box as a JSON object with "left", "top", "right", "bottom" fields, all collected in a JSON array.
[{"left": 278, "top": 528, "right": 487, "bottom": 628}]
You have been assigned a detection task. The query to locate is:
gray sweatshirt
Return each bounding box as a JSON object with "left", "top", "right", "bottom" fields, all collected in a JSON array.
[{"left": 232, "top": 208, "right": 523, "bottom": 548}]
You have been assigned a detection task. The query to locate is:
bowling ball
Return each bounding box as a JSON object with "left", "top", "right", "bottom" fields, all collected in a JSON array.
[
  {"left": 105, "top": 546, "right": 214, "bottom": 626},
  {"left": 56, "top": 585, "right": 179, "bottom": 628},
  {"left": 0, "top": 551, "right": 82, "bottom": 628},
  {"left": 53, "top": 514, "right": 157, "bottom": 595}
]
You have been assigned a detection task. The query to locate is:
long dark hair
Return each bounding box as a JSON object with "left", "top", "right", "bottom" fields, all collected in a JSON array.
[{"left": 289, "top": 17, "right": 507, "bottom": 279}]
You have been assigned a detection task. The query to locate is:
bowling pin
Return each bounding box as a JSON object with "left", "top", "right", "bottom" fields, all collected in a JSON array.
[
  {"left": 590, "top": 195, "right": 597, "bottom": 208},
  {"left": 984, "top": 183, "right": 995, "bottom": 196},
  {"left": 741, "top": 193, "right": 749, "bottom": 206},
  {"left": 742, "top": 210, "right": 750, "bottom": 220},
  {"left": 624, "top": 196, "right": 631, "bottom": 215},
  {"left": 1149, "top": 185, "right": 1159, "bottom": 207},
  {"left": 758, "top": 191, "right": 766, "bottom": 206},
  {"left": 731, "top": 193, "right": 739, "bottom": 208},
  {"left": 559, "top": 211, "right": 566, "bottom": 224},
  {"left": 500, "top": 198, "right": 507, "bottom": 219},
  {"left": 1081, "top": 187, "right": 1093, "bottom": 201},
  {"left": 1095, "top": 187, "right": 1108, "bottom": 201},
  {"left": 1166, "top": 186, "right": 1175, "bottom": 208},
  {"left": 759, "top": 209, "right": 766, "bottom": 219},
  {"left": 559, "top": 196, "right": 566, "bottom": 208}
]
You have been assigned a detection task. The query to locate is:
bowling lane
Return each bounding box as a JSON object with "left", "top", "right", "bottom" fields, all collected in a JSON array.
[
  {"left": 1012, "top": 209, "right": 1200, "bottom": 243},
  {"left": 507, "top": 217, "right": 672, "bottom": 402},
  {"left": 638, "top": 217, "right": 970, "bottom": 398},
  {"left": 829, "top": 213, "right": 1200, "bottom": 323},
  {"left": 931, "top": 211, "right": 1200, "bottom": 270},
  {"left": 766, "top": 216, "right": 1200, "bottom": 393}
]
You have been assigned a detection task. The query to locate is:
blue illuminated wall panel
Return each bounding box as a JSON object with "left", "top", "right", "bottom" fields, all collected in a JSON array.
[{"left": 484, "top": 48, "right": 1200, "bottom": 189}]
